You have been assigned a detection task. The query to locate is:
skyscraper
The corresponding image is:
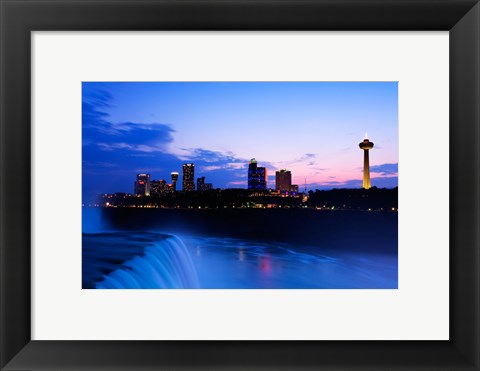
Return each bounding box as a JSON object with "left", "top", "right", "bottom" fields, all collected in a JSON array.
[
  {"left": 275, "top": 169, "right": 292, "bottom": 192},
  {"left": 197, "top": 176, "right": 205, "bottom": 191},
  {"left": 248, "top": 158, "right": 267, "bottom": 190},
  {"left": 150, "top": 179, "right": 173, "bottom": 196},
  {"left": 134, "top": 173, "right": 151, "bottom": 196},
  {"left": 182, "top": 164, "right": 195, "bottom": 191},
  {"left": 359, "top": 135, "right": 374, "bottom": 189},
  {"left": 171, "top": 172, "right": 179, "bottom": 191},
  {"left": 197, "top": 176, "right": 213, "bottom": 191}
]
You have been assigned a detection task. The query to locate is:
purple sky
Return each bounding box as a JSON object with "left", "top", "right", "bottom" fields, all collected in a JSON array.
[{"left": 83, "top": 82, "right": 398, "bottom": 200}]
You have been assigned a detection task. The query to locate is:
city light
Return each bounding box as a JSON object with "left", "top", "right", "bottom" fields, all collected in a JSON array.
[{"left": 90, "top": 143, "right": 397, "bottom": 211}]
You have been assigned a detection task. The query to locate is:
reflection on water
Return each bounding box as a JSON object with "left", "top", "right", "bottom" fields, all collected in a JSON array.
[
  {"left": 83, "top": 232, "right": 397, "bottom": 289},
  {"left": 184, "top": 235, "right": 396, "bottom": 289}
]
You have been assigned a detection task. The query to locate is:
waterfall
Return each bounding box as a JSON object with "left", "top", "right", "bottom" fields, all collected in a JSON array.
[{"left": 96, "top": 235, "right": 199, "bottom": 289}]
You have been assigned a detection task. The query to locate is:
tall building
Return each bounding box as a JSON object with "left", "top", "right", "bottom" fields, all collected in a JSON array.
[
  {"left": 359, "top": 135, "right": 374, "bottom": 189},
  {"left": 196, "top": 176, "right": 213, "bottom": 191},
  {"left": 134, "top": 173, "right": 151, "bottom": 196},
  {"left": 275, "top": 169, "right": 292, "bottom": 192},
  {"left": 150, "top": 180, "right": 160, "bottom": 196},
  {"left": 197, "top": 176, "right": 205, "bottom": 191},
  {"left": 171, "top": 172, "right": 179, "bottom": 191},
  {"left": 248, "top": 158, "right": 267, "bottom": 190},
  {"left": 182, "top": 163, "right": 195, "bottom": 191},
  {"left": 150, "top": 179, "right": 173, "bottom": 196}
]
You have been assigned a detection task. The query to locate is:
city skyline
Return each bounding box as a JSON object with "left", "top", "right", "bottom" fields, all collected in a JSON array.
[
  {"left": 117, "top": 151, "right": 388, "bottom": 197},
  {"left": 83, "top": 82, "right": 398, "bottom": 202}
]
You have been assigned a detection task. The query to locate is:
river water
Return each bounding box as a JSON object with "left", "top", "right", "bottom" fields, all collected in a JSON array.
[{"left": 83, "top": 208, "right": 397, "bottom": 289}]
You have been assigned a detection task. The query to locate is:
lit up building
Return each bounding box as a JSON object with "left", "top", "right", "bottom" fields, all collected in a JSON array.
[
  {"left": 248, "top": 158, "right": 267, "bottom": 190},
  {"left": 290, "top": 184, "right": 299, "bottom": 193},
  {"left": 150, "top": 180, "right": 163, "bottom": 196},
  {"left": 359, "top": 134, "right": 374, "bottom": 189},
  {"left": 171, "top": 172, "right": 179, "bottom": 191},
  {"left": 197, "top": 176, "right": 213, "bottom": 191},
  {"left": 275, "top": 169, "right": 292, "bottom": 192},
  {"left": 197, "top": 176, "right": 205, "bottom": 191},
  {"left": 134, "top": 173, "right": 151, "bottom": 196},
  {"left": 182, "top": 163, "right": 195, "bottom": 191},
  {"left": 150, "top": 179, "right": 174, "bottom": 196}
]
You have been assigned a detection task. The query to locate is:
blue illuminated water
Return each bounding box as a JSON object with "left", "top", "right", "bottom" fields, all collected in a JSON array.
[
  {"left": 82, "top": 208, "right": 398, "bottom": 289},
  {"left": 93, "top": 234, "right": 199, "bottom": 289}
]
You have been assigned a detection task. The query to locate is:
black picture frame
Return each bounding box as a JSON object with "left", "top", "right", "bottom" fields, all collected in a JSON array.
[{"left": 1, "top": 0, "right": 479, "bottom": 370}]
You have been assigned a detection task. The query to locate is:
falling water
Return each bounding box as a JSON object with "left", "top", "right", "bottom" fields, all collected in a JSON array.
[{"left": 96, "top": 235, "right": 199, "bottom": 289}]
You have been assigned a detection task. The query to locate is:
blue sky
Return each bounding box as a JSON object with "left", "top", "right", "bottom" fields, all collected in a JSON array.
[{"left": 82, "top": 82, "right": 398, "bottom": 202}]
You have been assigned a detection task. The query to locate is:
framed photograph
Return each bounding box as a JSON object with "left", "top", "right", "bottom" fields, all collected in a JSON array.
[{"left": 1, "top": 0, "right": 479, "bottom": 370}]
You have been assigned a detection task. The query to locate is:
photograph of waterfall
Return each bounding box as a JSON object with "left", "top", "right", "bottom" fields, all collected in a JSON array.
[{"left": 82, "top": 82, "right": 398, "bottom": 289}]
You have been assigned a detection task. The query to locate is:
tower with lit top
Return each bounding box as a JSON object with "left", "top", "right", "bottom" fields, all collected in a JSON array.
[
  {"left": 248, "top": 158, "right": 267, "bottom": 190},
  {"left": 359, "top": 134, "right": 374, "bottom": 189},
  {"left": 171, "top": 172, "right": 179, "bottom": 191}
]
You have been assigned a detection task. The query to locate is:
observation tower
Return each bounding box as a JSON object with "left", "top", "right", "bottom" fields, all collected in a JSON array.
[{"left": 359, "top": 134, "right": 374, "bottom": 189}]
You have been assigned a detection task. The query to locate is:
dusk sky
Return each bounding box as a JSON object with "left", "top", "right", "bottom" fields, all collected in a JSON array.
[{"left": 83, "top": 82, "right": 398, "bottom": 202}]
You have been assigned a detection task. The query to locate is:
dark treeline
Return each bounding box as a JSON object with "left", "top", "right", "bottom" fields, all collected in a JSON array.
[
  {"left": 306, "top": 187, "right": 398, "bottom": 210},
  {"left": 97, "top": 187, "right": 397, "bottom": 211},
  {"left": 99, "top": 189, "right": 303, "bottom": 209}
]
